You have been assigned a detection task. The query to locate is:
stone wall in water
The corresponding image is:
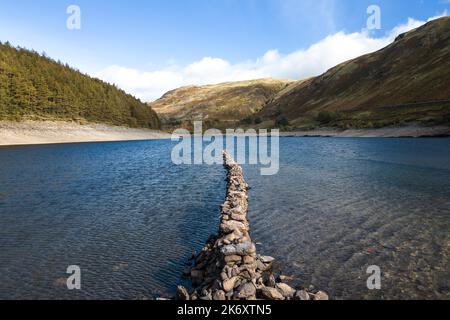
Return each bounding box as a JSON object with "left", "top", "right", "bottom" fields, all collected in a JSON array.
[{"left": 176, "top": 151, "right": 328, "bottom": 301}]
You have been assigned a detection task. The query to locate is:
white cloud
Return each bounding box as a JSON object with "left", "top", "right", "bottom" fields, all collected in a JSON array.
[{"left": 92, "top": 13, "right": 448, "bottom": 102}]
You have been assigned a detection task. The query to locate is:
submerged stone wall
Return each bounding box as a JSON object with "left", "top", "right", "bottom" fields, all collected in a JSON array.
[{"left": 176, "top": 151, "right": 328, "bottom": 301}]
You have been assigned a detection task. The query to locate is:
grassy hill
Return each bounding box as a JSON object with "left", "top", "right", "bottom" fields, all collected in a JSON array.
[
  {"left": 0, "top": 42, "right": 160, "bottom": 129},
  {"left": 256, "top": 17, "right": 450, "bottom": 130},
  {"left": 149, "top": 78, "right": 293, "bottom": 130}
]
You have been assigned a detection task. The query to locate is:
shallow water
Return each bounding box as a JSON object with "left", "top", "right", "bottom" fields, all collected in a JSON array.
[
  {"left": 0, "top": 140, "right": 224, "bottom": 299},
  {"left": 244, "top": 138, "right": 450, "bottom": 300},
  {"left": 0, "top": 138, "right": 449, "bottom": 299}
]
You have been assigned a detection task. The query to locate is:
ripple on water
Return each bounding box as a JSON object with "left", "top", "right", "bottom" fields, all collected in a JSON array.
[
  {"left": 0, "top": 138, "right": 449, "bottom": 300},
  {"left": 244, "top": 137, "right": 450, "bottom": 300},
  {"left": 0, "top": 140, "right": 225, "bottom": 299}
]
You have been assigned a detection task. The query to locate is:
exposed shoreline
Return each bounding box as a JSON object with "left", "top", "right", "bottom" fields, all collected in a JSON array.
[
  {"left": 0, "top": 120, "right": 171, "bottom": 147},
  {"left": 1, "top": 121, "right": 449, "bottom": 147},
  {"left": 281, "top": 125, "right": 450, "bottom": 138}
]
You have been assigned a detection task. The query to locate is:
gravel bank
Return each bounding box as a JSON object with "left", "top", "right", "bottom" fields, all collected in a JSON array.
[
  {"left": 0, "top": 121, "right": 171, "bottom": 146},
  {"left": 281, "top": 125, "right": 450, "bottom": 138}
]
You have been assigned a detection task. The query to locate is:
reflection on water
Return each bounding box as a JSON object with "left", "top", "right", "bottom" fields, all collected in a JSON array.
[
  {"left": 243, "top": 138, "right": 450, "bottom": 300},
  {"left": 0, "top": 138, "right": 449, "bottom": 299}
]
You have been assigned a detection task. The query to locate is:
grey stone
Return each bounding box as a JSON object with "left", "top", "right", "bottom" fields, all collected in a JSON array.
[
  {"left": 222, "top": 242, "right": 256, "bottom": 256},
  {"left": 263, "top": 273, "right": 276, "bottom": 288},
  {"left": 224, "top": 255, "right": 241, "bottom": 263},
  {"left": 259, "top": 256, "right": 275, "bottom": 264},
  {"left": 260, "top": 286, "right": 285, "bottom": 300},
  {"left": 294, "top": 290, "right": 310, "bottom": 301},
  {"left": 276, "top": 283, "right": 296, "bottom": 299},
  {"left": 235, "top": 283, "right": 256, "bottom": 299},
  {"left": 213, "top": 290, "right": 226, "bottom": 301},
  {"left": 223, "top": 276, "right": 238, "bottom": 292},
  {"left": 220, "top": 220, "right": 248, "bottom": 234},
  {"left": 176, "top": 285, "right": 190, "bottom": 300},
  {"left": 314, "top": 291, "right": 329, "bottom": 300}
]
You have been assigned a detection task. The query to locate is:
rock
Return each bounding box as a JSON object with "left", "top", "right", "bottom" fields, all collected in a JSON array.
[
  {"left": 243, "top": 256, "right": 255, "bottom": 265},
  {"left": 263, "top": 273, "right": 276, "bottom": 288},
  {"left": 314, "top": 291, "right": 329, "bottom": 300},
  {"left": 260, "top": 286, "right": 285, "bottom": 300},
  {"left": 259, "top": 256, "right": 275, "bottom": 264},
  {"left": 177, "top": 151, "right": 328, "bottom": 302},
  {"left": 222, "top": 242, "right": 256, "bottom": 256},
  {"left": 231, "top": 213, "right": 247, "bottom": 222},
  {"left": 200, "top": 291, "right": 213, "bottom": 300},
  {"left": 224, "top": 255, "right": 241, "bottom": 263},
  {"left": 229, "top": 206, "right": 245, "bottom": 215},
  {"left": 294, "top": 290, "right": 310, "bottom": 301},
  {"left": 278, "top": 275, "right": 295, "bottom": 282},
  {"left": 224, "top": 232, "right": 239, "bottom": 242},
  {"left": 256, "top": 259, "right": 269, "bottom": 272},
  {"left": 240, "top": 270, "right": 252, "bottom": 280},
  {"left": 223, "top": 277, "right": 238, "bottom": 292},
  {"left": 224, "top": 265, "right": 233, "bottom": 278},
  {"left": 176, "top": 285, "right": 190, "bottom": 300},
  {"left": 231, "top": 266, "right": 240, "bottom": 277},
  {"left": 191, "top": 292, "right": 199, "bottom": 300},
  {"left": 213, "top": 290, "right": 226, "bottom": 301},
  {"left": 235, "top": 283, "right": 256, "bottom": 299},
  {"left": 276, "top": 283, "right": 296, "bottom": 299},
  {"left": 220, "top": 220, "right": 248, "bottom": 234}
]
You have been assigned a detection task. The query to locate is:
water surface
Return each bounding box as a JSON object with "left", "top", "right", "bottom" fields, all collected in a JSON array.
[
  {"left": 0, "top": 138, "right": 449, "bottom": 299},
  {"left": 244, "top": 138, "right": 450, "bottom": 300},
  {"left": 0, "top": 140, "right": 224, "bottom": 299}
]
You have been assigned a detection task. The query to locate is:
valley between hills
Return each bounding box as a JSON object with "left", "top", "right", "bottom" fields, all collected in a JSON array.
[{"left": 1, "top": 17, "right": 449, "bottom": 145}]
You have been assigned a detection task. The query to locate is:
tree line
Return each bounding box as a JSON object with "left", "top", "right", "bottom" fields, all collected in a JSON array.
[{"left": 0, "top": 42, "right": 160, "bottom": 129}]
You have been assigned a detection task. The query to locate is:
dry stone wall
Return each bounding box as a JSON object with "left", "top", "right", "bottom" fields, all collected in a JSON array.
[{"left": 176, "top": 151, "right": 328, "bottom": 301}]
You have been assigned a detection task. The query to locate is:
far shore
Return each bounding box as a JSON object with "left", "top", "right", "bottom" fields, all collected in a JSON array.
[
  {"left": 280, "top": 125, "right": 450, "bottom": 138},
  {"left": 0, "top": 120, "right": 171, "bottom": 147},
  {"left": 1, "top": 121, "right": 449, "bottom": 147}
]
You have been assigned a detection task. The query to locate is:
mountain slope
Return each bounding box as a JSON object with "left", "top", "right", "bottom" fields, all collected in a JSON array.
[
  {"left": 149, "top": 78, "right": 294, "bottom": 129},
  {"left": 257, "top": 17, "right": 450, "bottom": 129},
  {"left": 0, "top": 43, "right": 160, "bottom": 129}
]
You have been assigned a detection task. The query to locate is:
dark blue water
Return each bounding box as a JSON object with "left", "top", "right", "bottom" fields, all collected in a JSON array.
[
  {"left": 0, "top": 140, "right": 225, "bottom": 299},
  {"left": 0, "top": 138, "right": 449, "bottom": 300}
]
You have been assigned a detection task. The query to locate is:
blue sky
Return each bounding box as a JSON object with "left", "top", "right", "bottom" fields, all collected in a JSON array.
[{"left": 0, "top": 0, "right": 448, "bottom": 100}]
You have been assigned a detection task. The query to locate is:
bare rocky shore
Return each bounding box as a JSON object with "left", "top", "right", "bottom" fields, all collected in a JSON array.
[
  {"left": 175, "top": 151, "right": 328, "bottom": 301},
  {"left": 2, "top": 121, "right": 448, "bottom": 147},
  {"left": 281, "top": 125, "right": 450, "bottom": 138},
  {"left": 0, "top": 120, "right": 171, "bottom": 146}
]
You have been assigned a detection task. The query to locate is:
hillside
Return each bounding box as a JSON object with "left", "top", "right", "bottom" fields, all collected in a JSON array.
[
  {"left": 256, "top": 17, "right": 450, "bottom": 130},
  {"left": 149, "top": 78, "right": 294, "bottom": 129},
  {"left": 0, "top": 42, "right": 160, "bottom": 129}
]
